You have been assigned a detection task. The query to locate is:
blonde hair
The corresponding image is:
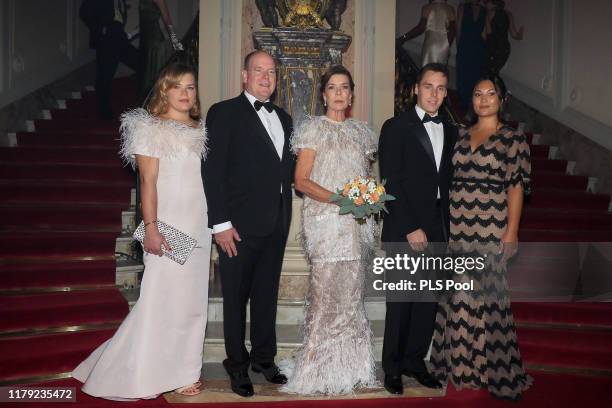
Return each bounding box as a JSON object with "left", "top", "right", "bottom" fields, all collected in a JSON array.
[{"left": 147, "top": 63, "right": 201, "bottom": 120}]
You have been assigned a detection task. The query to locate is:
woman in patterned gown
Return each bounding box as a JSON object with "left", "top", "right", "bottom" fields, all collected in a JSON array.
[
  {"left": 430, "top": 75, "right": 533, "bottom": 400},
  {"left": 279, "top": 65, "right": 378, "bottom": 395}
]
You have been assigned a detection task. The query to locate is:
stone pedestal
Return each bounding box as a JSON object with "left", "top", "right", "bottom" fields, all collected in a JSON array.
[{"left": 253, "top": 27, "right": 351, "bottom": 125}]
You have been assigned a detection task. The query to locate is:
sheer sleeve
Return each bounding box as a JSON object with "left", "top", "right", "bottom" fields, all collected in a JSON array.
[
  {"left": 290, "top": 117, "right": 320, "bottom": 153},
  {"left": 505, "top": 131, "right": 531, "bottom": 194}
]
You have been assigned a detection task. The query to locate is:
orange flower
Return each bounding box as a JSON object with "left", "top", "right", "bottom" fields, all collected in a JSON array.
[
  {"left": 342, "top": 184, "right": 350, "bottom": 196},
  {"left": 354, "top": 196, "right": 365, "bottom": 206},
  {"left": 370, "top": 192, "right": 380, "bottom": 203},
  {"left": 359, "top": 184, "right": 368, "bottom": 193}
]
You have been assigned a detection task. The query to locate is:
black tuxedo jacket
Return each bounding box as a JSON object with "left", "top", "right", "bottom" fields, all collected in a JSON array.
[
  {"left": 79, "top": 0, "right": 127, "bottom": 49},
  {"left": 378, "top": 107, "right": 457, "bottom": 242},
  {"left": 203, "top": 93, "right": 295, "bottom": 238}
]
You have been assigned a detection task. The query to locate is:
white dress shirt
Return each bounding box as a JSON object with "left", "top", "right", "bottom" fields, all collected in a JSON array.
[
  {"left": 212, "top": 91, "right": 285, "bottom": 234},
  {"left": 415, "top": 104, "right": 444, "bottom": 198}
]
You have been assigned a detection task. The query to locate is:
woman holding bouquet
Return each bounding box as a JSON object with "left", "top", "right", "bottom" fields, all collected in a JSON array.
[
  {"left": 280, "top": 65, "right": 378, "bottom": 395},
  {"left": 72, "top": 63, "right": 210, "bottom": 399}
]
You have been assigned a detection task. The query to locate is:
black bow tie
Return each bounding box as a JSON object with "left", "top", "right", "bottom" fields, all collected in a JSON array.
[
  {"left": 254, "top": 100, "right": 274, "bottom": 113},
  {"left": 422, "top": 113, "right": 442, "bottom": 125}
]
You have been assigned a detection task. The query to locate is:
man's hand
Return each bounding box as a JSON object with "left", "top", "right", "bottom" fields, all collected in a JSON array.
[
  {"left": 214, "top": 227, "right": 241, "bottom": 258},
  {"left": 406, "top": 228, "right": 428, "bottom": 252}
]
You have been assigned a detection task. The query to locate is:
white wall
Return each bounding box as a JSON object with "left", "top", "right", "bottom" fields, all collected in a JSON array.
[
  {"left": 396, "top": 0, "right": 612, "bottom": 150},
  {"left": 0, "top": 0, "right": 198, "bottom": 109}
]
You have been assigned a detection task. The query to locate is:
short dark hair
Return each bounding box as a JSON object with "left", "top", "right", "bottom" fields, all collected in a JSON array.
[
  {"left": 416, "top": 63, "right": 449, "bottom": 84},
  {"left": 243, "top": 50, "right": 274, "bottom": 70},
  {"left": 319, "top": 65, "right": 355, "bottom": 94}
]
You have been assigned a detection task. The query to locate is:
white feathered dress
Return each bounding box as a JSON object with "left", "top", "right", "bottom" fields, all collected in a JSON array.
[
  {"left": 72, "top": 109, "right": 212, "bottom": 400},
  {"left": 279, "top": 116, "right": 378, "bottom": 395}
]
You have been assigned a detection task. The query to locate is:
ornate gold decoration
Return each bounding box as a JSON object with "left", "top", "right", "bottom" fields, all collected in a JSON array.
[{"left": 275, "top": 0, "right": 331, "bottom": 29}]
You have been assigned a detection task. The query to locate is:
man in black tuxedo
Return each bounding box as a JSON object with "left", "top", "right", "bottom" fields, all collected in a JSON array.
[
  {"left": 378, "top": 63, "right": 457, "bottom": 394},
  {"left": 203, "top": 50, "right": 294, "bottom": 397},
  {"left": 79, "top": 0, "right": 138, "bottom": 119}
]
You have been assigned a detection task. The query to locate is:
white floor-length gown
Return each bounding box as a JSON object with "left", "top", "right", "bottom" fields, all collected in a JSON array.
[
  {"left": 72, "top": 109, "right": 211, "bottom": 400},
  {"left": 279, "top": 116, "right": 378, "bottom": 395}
]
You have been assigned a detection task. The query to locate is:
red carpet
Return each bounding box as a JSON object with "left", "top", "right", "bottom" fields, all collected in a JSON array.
[
  {"left": 0, "top": 77, "right": 136, "bottom": 385},
  {"left": 4, "top": 371, "right": 612, "bottom": 407}
]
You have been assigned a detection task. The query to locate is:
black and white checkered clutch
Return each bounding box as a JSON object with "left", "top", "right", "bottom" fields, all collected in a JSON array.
[{"left": 133, "top": 220, "right": 197, "bottom": 265}]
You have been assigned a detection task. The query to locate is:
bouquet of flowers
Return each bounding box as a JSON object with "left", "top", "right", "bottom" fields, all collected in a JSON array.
[{"left": 330, "top": 176, "right": 395, "bottom": 221}]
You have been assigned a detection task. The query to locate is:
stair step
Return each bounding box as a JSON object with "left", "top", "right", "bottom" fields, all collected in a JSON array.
[
  {"left": 518, "top": 326, "right": 612, "bottom": 371},
  {"left": 15, "top": 132, "right": 119, "bottom": 148},
  {"left": 0, "top": 289, "right": 128, "bottom": 332},
  {"left": 521, "top": 208, "right": 612, "bottom": 230},
  {"left": 65, "top": 98, "right": 134, "bottom": 114},
  {"left": 526, "top": 189, "right": 610, "bottom": 211},
  {"left": 0, "top": 205, "right": 124, "bottom": 230},
  {"left": 0, "top": 231, "right": 119, "bottom": 257},
  {"left": 530, "top": 145, "right": 550, "bottom": 158},
  {"left": 0, "top": 179, "right": 133, "bottom": 188},
  {"left": 531, "top": 172, "right": 588, "bottom": 191},
  {"left": 520, "top": 228, "right": 612, "bottom": 242},
  {"left": 514, "top": 302, "right": 612, "bottom": 329},
  {"left": 531, "top": 158, "right": 567, "bottom": 173},
  {"left": 33, "top": 119, "right": 120, "bottom": 132},
  {"left": 48, "top": 109, "right": 101, "bottom": 121},
  {"left": 0, "top": 184, "right": 131, "bottom": 205},
  {"left": 0, "top": 328, "right": 117, "bottom": 381},
  {"left": 0, "top": 146, "right": 123, "bottom": 165},
  {"left": 0, "top": 162, "right": 133, "bottom": 181},
  {"left": 0, "top": 259, "right": 117, "bottom": 290}
]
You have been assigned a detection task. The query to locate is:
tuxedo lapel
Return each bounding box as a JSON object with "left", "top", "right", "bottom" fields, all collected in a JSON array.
[
  {"left": 238, "top": 93, "right": 280, "bottom": 161},
  {"left": 407, "top": 109, "right": 436, "bottom": 170}
]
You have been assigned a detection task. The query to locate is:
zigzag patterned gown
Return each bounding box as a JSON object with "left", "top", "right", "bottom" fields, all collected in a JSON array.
[{"left": 430, "top": 126, "right": 533, "bottom": 400}]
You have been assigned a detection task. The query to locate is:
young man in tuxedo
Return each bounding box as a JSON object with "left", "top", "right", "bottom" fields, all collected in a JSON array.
[
  {"left": 378, "top": 63, "right": 457, "bottom": 394},
  {"left": 79, "top": 0, "right": 138, "bottom": 120},
  {"left": 203, "top": 50, "right": 294, "bottom": 397}
]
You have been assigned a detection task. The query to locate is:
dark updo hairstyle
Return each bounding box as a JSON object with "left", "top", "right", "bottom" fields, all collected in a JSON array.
[
  {"left": 320, "top": 65, "right": 355, "bottom": 93},
  {"left": 466, "top": 74, "right": 509, "bottom": 124},
  {"left": 319, "top": 65, "right": 355, "bottom": 110}
]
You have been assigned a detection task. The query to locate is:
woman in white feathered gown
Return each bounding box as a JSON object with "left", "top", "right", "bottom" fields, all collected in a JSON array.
[
  {"left": 280, "top": 66, "right": 378, "bottom": 395},
  {"left": 72, "top": 63, "right": 211, "bottom": 400}
]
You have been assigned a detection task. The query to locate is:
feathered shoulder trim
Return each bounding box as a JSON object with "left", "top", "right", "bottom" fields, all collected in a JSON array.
[
  {"left": 118, "top": 108, "right": 207, "bottom": 168},
  {"left": 291, "top": 115, "right": 377, "bottom": 156}
]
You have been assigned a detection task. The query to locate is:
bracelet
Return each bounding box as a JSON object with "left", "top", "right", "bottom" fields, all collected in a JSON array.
[{"left": 144, "top": 220, "right": 157, "bottom": 227}]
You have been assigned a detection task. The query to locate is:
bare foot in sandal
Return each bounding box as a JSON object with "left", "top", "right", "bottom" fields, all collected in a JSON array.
[{"left": 174, "top": 382, "right": 201, "bottom": 396}]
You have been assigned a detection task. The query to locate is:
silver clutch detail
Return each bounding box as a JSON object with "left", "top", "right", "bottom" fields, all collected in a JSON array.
[{"left": 133, "top": 220, "right": 197, "bottom": 265}]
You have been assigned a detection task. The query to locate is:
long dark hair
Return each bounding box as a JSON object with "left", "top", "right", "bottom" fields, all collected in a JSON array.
[{"left": 466, "top": 74, "right": 509, "bottom": 124}]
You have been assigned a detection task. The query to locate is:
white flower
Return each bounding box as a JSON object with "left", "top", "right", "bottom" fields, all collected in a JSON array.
[{"left": 363, "top": 193, "right": 373, "bottom": 204}]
